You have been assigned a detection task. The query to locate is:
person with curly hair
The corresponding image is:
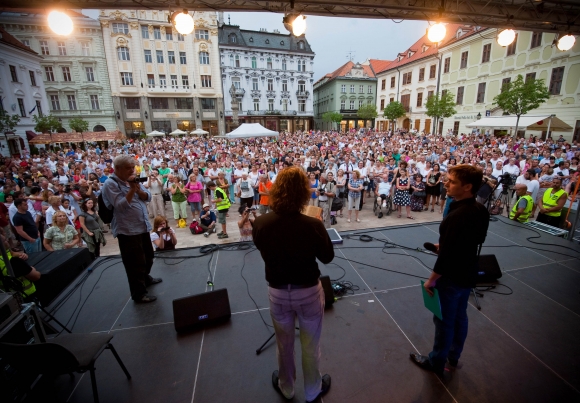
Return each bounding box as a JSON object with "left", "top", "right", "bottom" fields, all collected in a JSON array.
[{"left": 252, "top": 166, "right": 334, "bottom": 403}]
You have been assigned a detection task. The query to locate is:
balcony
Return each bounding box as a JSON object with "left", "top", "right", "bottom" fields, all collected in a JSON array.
[
  {"left": 147, "top": 85, "right": 192, "bottom": 94},
  {"left": 229, "top": 87, "right": 246, "bottom": 98},
  {"left": 296, "top": 90, "right": 310, "bottom": 99},
  {"left": 244, "top": 110, "right": 312, "bottom": 116}
]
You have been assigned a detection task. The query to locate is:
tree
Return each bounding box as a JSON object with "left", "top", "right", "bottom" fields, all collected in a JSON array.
[
  {"left": 357, "top": 104, "right": 378, "bottom": 121},
  {"left": 321, "top": 111, "right": 343, "bottom": 130},
  {"left": 425, "top": 91, "right": 456, "bottom": 134},
  {"left": 0, "top": 113, "right": 21, "bottom": 134},
  {"left": 69, "top": 117, "right": 89, "bottom": 133},
  {"left": 33, "top": 114, "right": 61, "bottom": 133},
  {"left": 493, "top": 74, "right": 550, "bottom": 138},
  {"left": 382, "top": 101, "right": 406, "bottom": 131}
]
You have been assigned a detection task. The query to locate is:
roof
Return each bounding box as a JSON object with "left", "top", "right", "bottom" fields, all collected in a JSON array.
[
  {"left": 314, "top": 61, "right": 376, "bottom": 86},
  {"left": 368, "top": 59, "right": 392, "bottom": 74},
  {"left": 0, "top": 26, "right": 38, "bottom": 56},
  {"left": 0, "top": 9, "right": 89, "bottom": 18},
  {"left": 29, "top": 131, "right": 125, "bottom": 144},
  {"left": 375, "top": 24, "right": 484, "bottom": 74},
  {"left": 218, "top": 25, "right": 314, "bottom": 54}
]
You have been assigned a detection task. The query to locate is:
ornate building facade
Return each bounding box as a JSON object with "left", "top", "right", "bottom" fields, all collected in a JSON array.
[
  {"left": 99, "top": 10, "right": 224, "bottom": 137},
  {"left": 218, "top": 24, "right": 315, "bottom": 133},
  {"left": 0, "top": 10, "right": 116, "bottom": 134}
]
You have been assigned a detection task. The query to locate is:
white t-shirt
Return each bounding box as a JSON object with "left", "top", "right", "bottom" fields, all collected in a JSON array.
[
  {"left": 236, "top": 178, "right": 254, "bottom": 198},
  {"left": 515, "top": 176, "right": 540, "bottom": 201},
  {"left": 150, "top": 230, "right": 174, "bottom": 250}
]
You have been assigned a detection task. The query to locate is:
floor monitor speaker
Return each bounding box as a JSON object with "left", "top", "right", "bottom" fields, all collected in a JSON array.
[
  {"left": 320, "top": 275, "right": 334, "bottom": 307},
  {"left": 172, "top": 288, "right": 231, "bottom": 332},
  {"left": 476, "top": 255, "right": 502, "bottom": 283}
]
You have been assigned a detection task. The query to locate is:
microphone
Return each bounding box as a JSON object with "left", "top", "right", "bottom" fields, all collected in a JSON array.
[{"left": 423, "top": 242, "right": 438, "bottom": 253}]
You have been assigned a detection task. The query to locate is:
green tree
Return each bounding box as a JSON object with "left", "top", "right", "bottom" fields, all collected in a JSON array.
[
  {"left": 382, "top": 101, "right": 406, "bottom": 131},
  {"left": 357, "top": 104, "right": 378, "bottom": 121},
  {"left": 425, "top": 91, "right": 456, "bottom": 134},
  {"left": 69, "top": 117, "right": 89, "bottom": 133},
  {"left": 321, "top": 111, "right": 343, "bottom": 130},
  {"left": 493, "top": 74, "right": 550, "bottom": 137},
  {"left": 33, "top": 114, "right": 61, "bottom": 133},
  {"left": 0, "top": 113, "right": 21, "bottom": 134}
]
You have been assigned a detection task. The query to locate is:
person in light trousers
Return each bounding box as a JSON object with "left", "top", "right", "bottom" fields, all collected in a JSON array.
[
  {"left": 316, "top": 173, "right": 335, "bottom": 228},
  {"left": 145, "top": 168, "right": 164, "bottom": 219}
]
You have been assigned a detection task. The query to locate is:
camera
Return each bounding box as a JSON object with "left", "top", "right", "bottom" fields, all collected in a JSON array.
[
  {"left": 64, "top": 185, "right": 71, "bottom": 193},
  {"left": 130, "top": 177, "right": 148, "bottom": 183},
  {"left": 319, "top": 188, "right": 325, "bottom": 195}
]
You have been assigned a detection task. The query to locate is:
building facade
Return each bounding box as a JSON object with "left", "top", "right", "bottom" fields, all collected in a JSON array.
[
  {"left": 314, "top": 60, "right": 385, "bottom": 131},
  {"left": 99, "top": 10, "right": 224, "bottom": 137},
  {"left": 0, "top": 27, "right": 50, "bottom": 156},
  {"left": 0, "top": 10, "right": 116, "bottom": 134},
  {"left": 219, "top": 24, "right": 315, "bottom": 133}
]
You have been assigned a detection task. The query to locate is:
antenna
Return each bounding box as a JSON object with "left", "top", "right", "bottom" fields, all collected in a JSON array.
[
  {"left": 228, "top": 14, "right": 231, "bottom": 25},
  {"left": 346, "top": 49, "right": 356, "bottom": 61}
]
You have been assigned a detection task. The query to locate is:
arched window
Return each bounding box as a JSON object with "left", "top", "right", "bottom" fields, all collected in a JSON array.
[
  {"left": 199, "top": 52, "right": 210, "bottom": 65},
  {"left": 267, "top": 57, "right": 272, "bottom": 69},
  {"left": 251, "top": 56, "right": 257, "bottom": 69},
  {"left": 93, "top": 125, "right": 106, "bottom": 132},
  {"left": 229, "top": 54, "right": 234, "bottom": 67},
  {"left": 228, "top": 33, "right": 237, "bottom": 43}
]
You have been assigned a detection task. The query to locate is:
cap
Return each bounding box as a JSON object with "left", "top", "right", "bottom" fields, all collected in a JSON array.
[{"left": 202, "top": 203, "right": 209, "bottom": 208}]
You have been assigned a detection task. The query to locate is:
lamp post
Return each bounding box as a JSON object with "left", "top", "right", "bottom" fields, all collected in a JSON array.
[{"left": 477, "top": 112, "right": 482, "bottom": 120}]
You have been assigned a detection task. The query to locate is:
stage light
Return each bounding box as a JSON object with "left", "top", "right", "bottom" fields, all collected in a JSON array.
[
  {"left": 48, "top": 11, "right": 73, "bottom": 36},
  {"left": 557, "top": 34, "right": 575, "bottom": 51},
  {"left": 497, "top": 29, "right": 516, "bottom": 47},
  {"left": 283, "top": 14, "right": 307, "bottom": 37},
  {"left": 170, "top": 10, "right": 194, "bottom": 35},
  {"left": 427, "top": 23, "right": 446, "bottom": 43}
]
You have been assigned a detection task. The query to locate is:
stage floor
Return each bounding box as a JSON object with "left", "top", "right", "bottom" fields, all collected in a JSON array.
[{"left": 42, "top": 216, "right": 580, "bottom": 403}]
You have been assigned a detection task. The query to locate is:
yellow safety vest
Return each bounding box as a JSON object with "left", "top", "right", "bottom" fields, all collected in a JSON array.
[
  {"left": 0, "top": 252, "right": 36, "bottom": 297},
  {"left": 509, "top": 195, "right": 533, "bottom": 223},
  {"left": 214, "top": 187, "right": 231, "bottom": 211},
  {"left": 541, "top": 188, "right": 566, "bottom": 217}
]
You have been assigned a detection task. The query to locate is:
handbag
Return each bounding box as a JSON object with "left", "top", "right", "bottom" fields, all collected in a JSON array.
[
  {"left": 428, "top": 176, "right": 437, "bottom": 185},
  {"left": 413, "top": 190, "right": 426, "bottom": 197},
  {"left": 162, "top": 191, "right": 171, "bottom": 202}
]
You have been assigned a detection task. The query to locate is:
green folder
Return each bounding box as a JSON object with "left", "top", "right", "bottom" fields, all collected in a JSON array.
[{"left": 421, "top": 281, "right": 443, "bottom": 320}]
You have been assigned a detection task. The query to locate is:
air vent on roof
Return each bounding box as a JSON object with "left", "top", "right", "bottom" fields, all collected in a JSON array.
[
  {"left": 280, "top": 41, "right": 284, "bottom": 45},
  {"left": 265, "top": 39, "right": 269, "bottom": 44},
  {"left": 249, "top": 37, "right": 253, "bottom": 42}
]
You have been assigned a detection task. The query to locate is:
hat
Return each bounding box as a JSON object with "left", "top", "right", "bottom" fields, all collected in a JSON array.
[{"left": 202, "top": 203, "right": 209, "bottom": 208}]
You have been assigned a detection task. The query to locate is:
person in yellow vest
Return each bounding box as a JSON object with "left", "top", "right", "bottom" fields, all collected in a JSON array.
[
  {"left": 0, "top": 241, "right": 41, "bottom": 300},
  {"left": 207, "top": 181, "right": 231, "bottom": 239},
  {"left": 509, "top": 184, "right": 533, "bottom": 223},
  {"left": 536, "top": 177, "right": 568, "bottom": 227}
]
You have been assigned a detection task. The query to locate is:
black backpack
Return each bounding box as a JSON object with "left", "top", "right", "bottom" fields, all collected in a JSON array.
[{"left": 98, "top": 178, "right": 120, "bottom": 224}]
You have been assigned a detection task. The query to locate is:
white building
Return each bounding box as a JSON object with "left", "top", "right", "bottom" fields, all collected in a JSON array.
[
  {"left": 219, "top": 23, "right": 315, "bottom": 132},
  {"left": 99, "top": 9, "right": 224, "bottom": 137},
  {"left": 0, "top": 27, "right": 49, "bottom": 156},
  {"left": 0, "top": 10, "right": 116, "bottom": 133}
]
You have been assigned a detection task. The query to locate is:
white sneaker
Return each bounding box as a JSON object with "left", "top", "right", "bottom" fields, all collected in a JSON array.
[
  {"left": 382, "top": 202, "right": 386, "bottom": 207},
  {"left": 203, "top": 232, "right": 209, "bottom": 238},
  {"left": 212, "top": 228, "right": 216, "bottom": 233}
]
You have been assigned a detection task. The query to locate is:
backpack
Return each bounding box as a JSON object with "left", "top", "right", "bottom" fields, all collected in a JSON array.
[
  {"left": 331, "top": 197, "right": 343, "bottom": 212},
  {"left": 178, "top": 218, "right": 187, "bottom": 228},
  {"left": 98, "top": 178, "right": 120, "bottom": 224},
  {"left": 190, "top": 220, "right": 204, "bottom": 234}
]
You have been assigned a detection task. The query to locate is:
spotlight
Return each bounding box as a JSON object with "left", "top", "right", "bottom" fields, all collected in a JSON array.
[
  {"left": 497, "top": 29, "right": 516, "bottom": 47},
  {"left": 283, "top": 14, "right": 307, "bottom": 37},
  {"left": 557, "top": 34, "right": 575, "bottom": 51},
  {"left": 427, "top": 23, "right": 446, "bottom": 43},
  {"left": 169, "top": 10, "right": 194, "bottom": 35},
  {"left": 48, "top": 10, "right": 73, "bottom": 36}
]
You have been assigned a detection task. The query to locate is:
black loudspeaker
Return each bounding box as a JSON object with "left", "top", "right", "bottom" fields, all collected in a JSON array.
[
  {"left": 172, "top": 288, "right": 231, "bottom": 332},
  {"left": 320, "top": 276, "right": 335, "bottom": 307},
  {"left": 476, "top": 255, "right": 502, "bottom": 283}
]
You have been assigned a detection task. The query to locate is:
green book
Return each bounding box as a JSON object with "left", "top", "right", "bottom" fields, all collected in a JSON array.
[{"left": 421, "top": 281, "right": 443, "bottom": 320}]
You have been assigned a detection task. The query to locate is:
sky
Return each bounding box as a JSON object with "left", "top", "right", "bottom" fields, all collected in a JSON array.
[{"left": 83, "top": 10, "right": 429, "bottom": 81}]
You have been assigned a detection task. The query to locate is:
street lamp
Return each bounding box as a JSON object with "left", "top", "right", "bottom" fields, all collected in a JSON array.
[{"left": 477, "top": 112, "right": 482, "bottom": 120}]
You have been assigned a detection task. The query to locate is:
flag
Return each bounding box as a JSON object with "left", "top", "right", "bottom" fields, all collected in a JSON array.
[{"left": 28, "top": 104, "right": 37, "bottom": 114}]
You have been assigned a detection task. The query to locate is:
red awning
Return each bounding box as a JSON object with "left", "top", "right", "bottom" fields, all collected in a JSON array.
[{"left": 25, "top": 131, "right": 37, "bottom": 141}]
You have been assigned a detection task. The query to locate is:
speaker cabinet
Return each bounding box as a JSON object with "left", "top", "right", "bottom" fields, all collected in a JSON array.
[
  {"left": 320, "top": 275, "right": 335, "bottom": 308},
  {"left": 476, "top": 254, "right": 502, "bottom": 283},
  {"left": 172, "top": 288, "right": 231, "bottom": 332}
]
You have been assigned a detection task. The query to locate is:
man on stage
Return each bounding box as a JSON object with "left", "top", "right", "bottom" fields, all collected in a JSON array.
[{"left": 410, "top": 165, "right": 489, "bottom": 381}]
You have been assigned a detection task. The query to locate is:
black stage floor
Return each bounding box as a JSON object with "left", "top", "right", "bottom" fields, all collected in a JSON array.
[{"left": 43, "top": 216, "right": 580, "bottom": 403}]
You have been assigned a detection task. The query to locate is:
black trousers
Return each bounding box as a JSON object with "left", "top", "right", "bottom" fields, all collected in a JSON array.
[
  {"left": 117, "top": 232, "right": 154, "bottom": 300},
  {"left": 536, "top": 213, "right": 561, "bottom": 228}
]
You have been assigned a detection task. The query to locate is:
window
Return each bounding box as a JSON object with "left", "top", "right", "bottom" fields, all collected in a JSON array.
[
  {"left": 201, "top": 98, "right": 216, "bottom": 109},
  {"left": 40, "top": 40, "right": 49, "bottom": 55},
  {"left": 90, "top": 95, "right": 100, "bottom": 110},
  {"left": 117, "top": 47, "right": 130, "bottom": 61},
  {"left": 427, "top": 90, "right": 434, "bottom": 99},
  {"left": 228, "top": 34, "right": 237, "bottom": 43},
  {"left": 298, "top": 81, "right": 306, "bottom": 93},
  {"left": 232, "top": 77, "right": 241, "bottom": 89},
  {"left": 121, "top": 72, "right": 134, "bottom": 86},
  {"left": 456, "top": 86, "right": 464, "bottom": 105},
  {"left": 501, "top": 77, "right": 511, "bottom": 92},
  {"left": 150, "top": 98, "right": 169, "bottom": 109},
  {"left": 235, "top": 55, "right": 240, "bottom": 67},
  {"left": 141, "top": 26, "right": 149, "bottom": 39},
  {"left": 460, "top": 51, "right": 468, "bottom": 69},
  {"left": 341, "top": 84, "right": 346, "bottom": 93},
  {"left": 482, "top": 43, "right": 491, "bottom": 63},
  {"left": 506, "top": 34, "right": 517, "bottom": 56},
  {"left": 442, "top": 89, "right": 448, "bottom": 98},
  {"left": 359, "top": 85, "right": 364, "bottom": 93},
  {"left": 268, "top": 99, "right": 274, "bottom": 111},
  {"left": 390, "top": 77, "right": 395, "bottom": 88},
  {"left": 282, "top": 59, "right": 287, "bottom": 70},
  {"left": 166, "top": 30, "right": 173, "bottom": 41},
  {"left": 298, "top": 60, "right": 306, "bottom": 72},
  {"left": 45, "top": 67, "right": 54, "bottom": 81},
  {"left": 444, "top": 57, "right": 450, "bottom": 73},
  {"left": 282, "top": 99, "right": 288, "bottom": 111},
  {"left": 429, "top": 65, "right": 436, "bottom": 79},
  {"left": 21, "top": 39, "right": 29, "bottom": 47},
  {"left": 201, "top": 75, "right": 212, "bottom": 88},
  {"left": 147, "top": 74, "right": 155, "bottom": 87},
  {"left": 416, "top": 92, "right": 423, "bottom": 107},
  {"left": 179, "top": 52, "right": 186, "bottom": 64},
  {"left": 153, "top": 27, "right": 161, "bottom": 40},
  {"left": 267, "top": 79, "right": 274, "bottom": 91},
  {"left": 182, "top": 76, "right": 189, "bottom": 87},
  {"left": 124, "top": 97, "right": 140, "bottom": 109},
  {"left": 453, "top": 121, "right": 460, "bottom": 136},
  {"left": 67, "top": 95, "right": 77, "bottom": 110},
  {"left": 531, "top": 32, "right": 542, "bottom": 49},
  {"left": 17, "top": 98, "right": 26, "bottom": 117},
  {"left": 81, "top": 42, "right": 90, "bottom": 56},
  {"left": 299, "top": 99, "right": 305, "bottom": 112},
  {"left": 549, "top": 67, "right": 564, "bottom": 95},
  {"left": 171, "top": 75, "right": 178, "bottom": 88},
  {"left": 58, "top": 41, "right": 66, "bottom": 56},
  {"left": 159, "top": 75, "right": 166, "bottom": 88},
  {"left": 402, "top": 72, "right": 412, "bottom": 85},
  {"left": 358, "top": 100, "right": 364, "bottom": 108},
  {"left": 144, "top": 50, "right": 152, "bottom": 63},
  {"left": 390, "top": 97, "right": 394, "bottom": 103},
  {"left": 168, "top": 51, "right": 175, "bottom": 64},
  {"left": 156, "top": 50, "right": 164, "bottom": 63},
  {"left": 62, "top": 67, "right": 71, "bottom": 82},
  {"left": 380, "top": 99, "right": 385, "bottom": 110},
  {"left": 35, "top": 100, "right": 43, "bottom": 116},
  {"left": 176, "top": 98, "right": 193, "bottom": 109},
  {"left": 341, "top": 100, "right": 346, "bottom": 110},
  {"left": 419, "top": 68, "right": 425, "bottom": 81},
  {"left": 177, "top": 33, "right": 185, "bottom": 41},
  {"left": 252, "top": 78, "right": 259, "bottom": 91},
  {"left": 476, "top": 82, "right": 486, "bottom": 103},
  {"left": 85, "top": 67, "right": 95, "bottom": 82},
  {"left": 50, "top": 95, "right": 60, "bottom": 110},
  {"left": 112, "top": 23, "right": 129, "bottom": 34},
  {"left": 9, "top": 65, "right": 18, "bottom": 82},
  {"left": 196, "top": 29, "right": 209, "bottom": 40},
  {"left": 251, "top": 57, "right": 257, "bottom": 69},
  {"left": 298, "top": 41, "right": 305, "bottom": 50},
  {"left": 199, "top": 52, "right": 210, "bottom": 65},
  {"left": 253, "top": 99, "right": 260, "bottom": 111},
  {"left": 350, "top": 85, "right": 355, "bottom": 93},
  {"left": 381, "top": 79, "right": 386, "bottom": 90},
  {"left": 349, "top": 100, "right": 355, "bottom": 110},
  {"left": 267, "top": 58, "right": 272, "bottom": 69},
  {"left": 282, "top": 80, "right": 288, "bottom": 92},
  {"left": 525, "top": 72, "right": 536, "bottom": 83},
  {"left": 368, "top": 85, "right": 372, "bottom": 94},
  {"left": 229, "top": 54, "right": 234, "bottom": 67}
]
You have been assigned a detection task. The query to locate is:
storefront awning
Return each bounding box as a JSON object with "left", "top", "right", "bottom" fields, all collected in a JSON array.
[
  {"left": 25, "top": 130, "right": 37, "bottom": 141},
  {"left": 465, "top": 114, "right": 573, "bottom": 131},
  {"left": 29, "top": 131, "right": 126, "bottom": 144}
]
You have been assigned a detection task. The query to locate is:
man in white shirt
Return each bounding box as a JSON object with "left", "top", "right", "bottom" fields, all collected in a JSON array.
[
  {"left": 339, "top": 157, "right": 356, "bottom": 181},
  {"left": 492, "top": 161, "right": 505, "bottom": 197},
  {"left": 503, "top": 158, "right": 521, "bottom": 177},
  {"left": 416, "top": 155, "right": 427, "bottom": 172},
  {"left": 515, "top": 169, "right": 540, "bottom": 202},
  {"left": 375, "top": 174, "right": 392, "bottom": 208}
]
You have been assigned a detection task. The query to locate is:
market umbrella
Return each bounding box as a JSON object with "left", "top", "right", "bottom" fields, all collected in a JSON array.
[
  {"left": 190, "top": 128, "right": 209, "bottom": 135},
  {"left": 146, "top": 130, "right": 166, "bottom": 137},
  {"left": 215, "top": 123, "right": 279, "bottom": 139},
  {"left": 170, "top": 129, "right": 188, "bottom": 136}
]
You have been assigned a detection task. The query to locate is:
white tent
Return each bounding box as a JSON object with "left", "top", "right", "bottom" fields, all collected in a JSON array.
[
  {"left": 170, "top": 129, "right": 188, "bottom": 136},
  {"left": 146, "top": 130, "right": 165, "bottom": 137},
  {"left": 216, "top": 123, "right": 279, "bottom": 139},
  {"left": 190, "top": 128, "right": 209, "bottom": 135},
  {"left": 466, "top": 114, "right": 572, "bottom": 131}
]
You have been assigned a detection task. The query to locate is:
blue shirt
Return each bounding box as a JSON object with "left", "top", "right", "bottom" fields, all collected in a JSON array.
[{"left": 102, "top": 174, "right": 151, "bottom": 237}]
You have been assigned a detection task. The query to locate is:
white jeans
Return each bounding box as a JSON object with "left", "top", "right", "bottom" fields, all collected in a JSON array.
[
  {"left": 268, "top": 283, "right": 325, "bottom": 401},
  {"left": 148, "top": 194, "right": 164, "bottom": 218},
  {"left": 347, "top": 194, "right": 361, "bottom": 211},
  {"left": 318, "top": 199, "right": 331, "bottom": 228}
]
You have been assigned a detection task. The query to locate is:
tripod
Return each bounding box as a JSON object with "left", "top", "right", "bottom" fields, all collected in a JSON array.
[{"left": 256, "top": 326, "right": 300, "bottom": 355}]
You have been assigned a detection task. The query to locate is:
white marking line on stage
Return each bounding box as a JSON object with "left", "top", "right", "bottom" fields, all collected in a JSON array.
[
  {"left": 487, "top": 229, "right": 556, "bottom": 261},
  {"left": 504, "top": 258, "right": 577, "bottom": 273},
  {"left": 232, "top": 307, "right": 270, "bottom": 315},
  {"left": 66, "top": 373, "right": 85, "bottom": 402},
  {"left": 471, "top": 305, "right": 580, "bottom": 394},
  {"left": 109, "top": 297, "right": 131, "bottom": 333}
]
